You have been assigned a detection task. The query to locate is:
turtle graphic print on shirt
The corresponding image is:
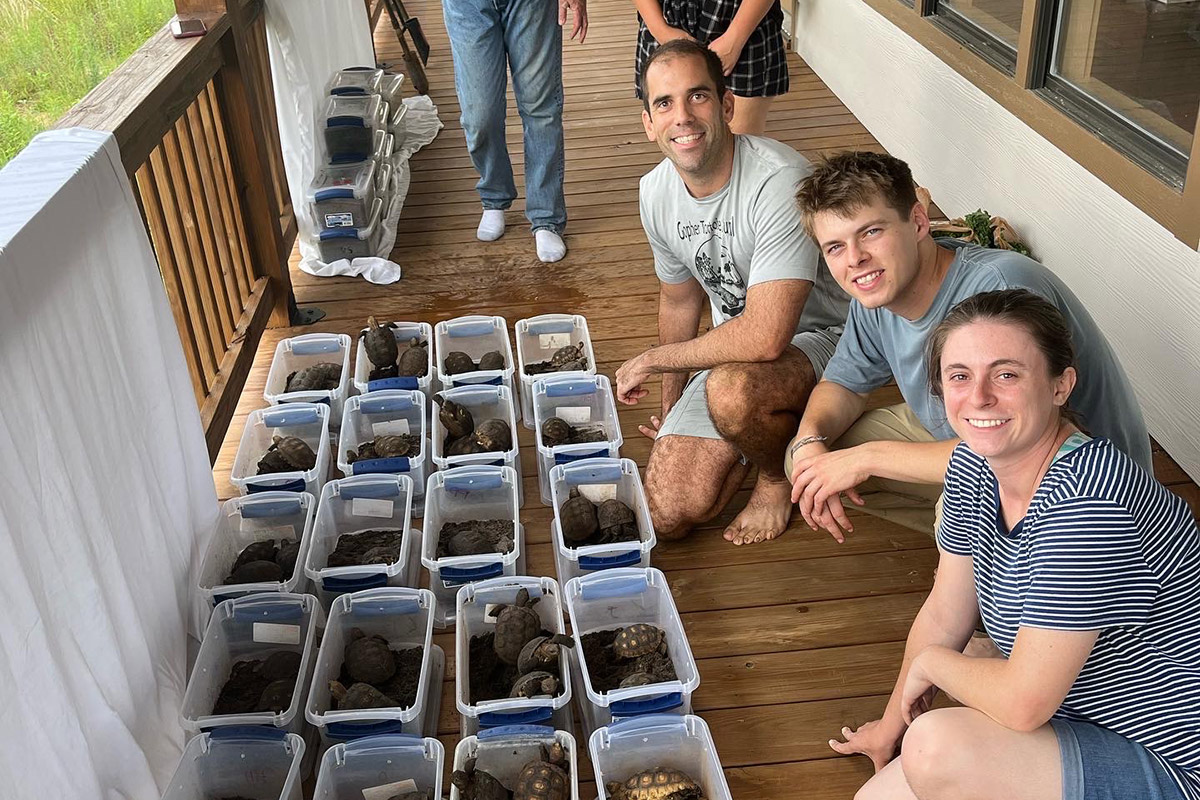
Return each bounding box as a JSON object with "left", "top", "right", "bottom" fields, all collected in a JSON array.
[{"left": 694, "top": 230, "right": 746, "bottom": 317}]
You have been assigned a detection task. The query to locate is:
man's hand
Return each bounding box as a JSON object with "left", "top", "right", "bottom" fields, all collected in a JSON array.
[
  {"left": 707, "top": 31, "right": 746, "bottom": 75},
  {"left": 827, "top": 717, "right": 905, "bottom": 773},
  {"left": 559, "top": 0, "right": 588, "bottom": 43},
  {"left": 639, "top": 415, "right": 663, "bottom": 441},
  {"left": 790, "top": 445, "right": 870, "bottom": 542},
  {"left": 615, "top": 352, "right": 654, "bottom": 405}
]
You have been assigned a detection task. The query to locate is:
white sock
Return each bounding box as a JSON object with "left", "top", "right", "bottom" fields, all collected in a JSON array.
[
  {"left": 476, "top": 209, "right": 506, "bottom": 241},
  {"left": 535, "top": 229, "right": 567, "bottom": 262}
]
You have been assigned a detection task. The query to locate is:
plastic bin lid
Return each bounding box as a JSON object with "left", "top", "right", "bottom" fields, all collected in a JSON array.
[
  {"left": 390, "top": 102, "right": 409, "bottom": 128},
  {"left": 327, "top": 67, "right": 382, "bottom": 96},
  {"left": 373, "top": 130, "right": 395, "bottom": 163},
  {"left": 307, "top": 160, "right": 377, "bottom": 203},
  {"left": 324, "top": 94, "right": 383, "bottom": 128},
  {"left": 376, "top": 162, "right": 394, "bottom": 196},
  {"left": 378, "top": 73, "right": 405, "bottom": 102}
]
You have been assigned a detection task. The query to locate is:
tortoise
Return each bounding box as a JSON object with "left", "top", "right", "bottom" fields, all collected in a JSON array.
[
  {"left": 374, "top": 433, "right": 419, "bottom": 458},
  {"left": 450, "top": 759, "right": 508, "bottom": 800},
  {"left": 272, "top": 435, "right": 317, "bottom": 471},
  {"left": 549, "top": 343, "right": 586, "bottom": 368},
  {"left": 474, "top": 418, "right": 512, "bottom": 452},
  {"left": 514, "top": 742, "right": 571, "bottom": 800},
  {"left": 558, "top": 488, "right": 598, "bottom": 545},
  {"left": 492, "top": 587, "right": 542, "bottom": 665},
  {"left": 232, "top": 539, "right": 278, "bottom": 571},
  {"left": 477, "top": 350, "right": 505, "bottom": 371},
  {"left": 275, "top": 540, "right": 301, "bottom": 578},
  {"left": 447, "top": 524, "right": 506, "bottom": 557},
  {"left": 597, "top": 499, "right": 638, "bottom": 542},
  {"left": 442, "top": 351, "right": 476, "bottom": 376},
  {"left": 360, "top": 544, "right": 402, "bottom": 565},
  {"left": 446, "top": 434, "right": 488, "bottom": 456},
  {"left": 225, "top": 559, "right": 283, "bottom": 585},
  {"left": 517, "top": 633, "right": 574, "bottom": 674},
  {"left": 541, "top": 417, "right": 571, "bottom": 448},
  {"left": 258, "top": 650, "right": 302, "bottom": 681},
  {"left": 361, "top": 316, "right": 399, "bottom": 368},
  {"left": 510, "top": 670, "right": 560, "bottom": 699},
  {"left": 285, "top": 361, "right": 342, "bottom": 393},
  {"left": 605, "top": 768, "right": 703, "bottom": 800},
  {"left": 329, "top": 680, "right": 398, "bottom": 710},
  {"left": 396, "top": 337, "right": 428, "bottom": 377},
  {"left": 613, "top": 624, "right": 667, "bottom": 660},
  {"left": 344, "top": 629, "right": 397, "bottom": 685},
  {"left": 256, "top": 445, "right": 295, "bottom": 475},
  {"left": 438, "top": 397, "right": 475, "bottom": 440},
  {"left": 255, "top": 679, "right": 295, "bottom": 713},
  {"left": 618, "top": 671, "right": 657, "bottom": 689}
]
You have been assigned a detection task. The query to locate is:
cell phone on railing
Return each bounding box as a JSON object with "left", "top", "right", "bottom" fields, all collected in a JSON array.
[{"left": 170, "top": 17, "right": 207, "bottom": 39}]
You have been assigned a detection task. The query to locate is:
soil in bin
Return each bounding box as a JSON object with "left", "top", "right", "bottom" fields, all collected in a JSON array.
[
  {"left": 334, "top": 643, "right": 423, "bottom": 709},
  {"left": 436, "top": 519, "right": 515, "bottom": 559},
  {"left": 326, "top": 528, "right": 404, "bottom": 567},
  {"left": 469, "top": 629, "right": 565, "bottom": 704},
  {"left": 212, "top": 650, "right": 302, "bottom": 716},
  {"left": 579, "top": 628, "right": 678, "bottom": 692}
]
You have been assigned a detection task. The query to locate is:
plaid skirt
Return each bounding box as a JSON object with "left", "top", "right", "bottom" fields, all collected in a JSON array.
[{"left": 634, "top": 0, "right": 789, "bottom": 98}]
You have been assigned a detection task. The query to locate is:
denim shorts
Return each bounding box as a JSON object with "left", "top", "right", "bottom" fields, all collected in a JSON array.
[{"left": 1052, "top": 718, "right": 1187, "bottom": 800}]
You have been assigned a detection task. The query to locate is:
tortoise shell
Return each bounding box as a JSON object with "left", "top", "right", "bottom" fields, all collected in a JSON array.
[
  {"left": 517, "top": 633, "right": 574, "bottom": 674},
  {"left": 474, "top": 418, "right": 512, "bottom": 452},
  {"left": 362, "top": 317, "right": 399, "bottom": 368},
  {"left": 493, "top": 587, "right": 542, "bottom": 665},
  {"left": 344, "top": 631, "right": 396, "bottom": 685},
  {"left": 442, "top": 351, "right": 476, "bottom": 376},
  {"left": 255, "top": 679, "right": 295, "bottom": 713},
  {"left": 549, "top": 343, "right": 586, "bottom": 369},
  {"left": 232, "top": 539, "right": 278, "bottom": 571},
  {"left": 451, "top": 760, "right": 509, "bottom": 800},
  {"left": 259, "top": 650, "right": 301, "bottom": 681},
  {"left": 597, "top": 499, "right": 636, "bottom": 531},
  {"left": 438, "top": 398, "right": 475, "bottom": 440},
  {"left": 373, "top": 433, "right": 418, "bottom": 458},
  {"left": 285, "top": 361, "right": 342, "bottom": 392},
  {"left": 618, "top": 671, "right": 656, "bottom": 689},
  {"left": 606, "top": 767, "right": 702, "bottom": 800},
  {"left": 541, "top": 416, "right": 571, "bottom": 448},
  {"left": 275, "top": 540, "right": 301, "bottom": 578},
  {"left": 225, "top": 559, "right": 283, "bottom": 585},
  {"left": 477, "top": 350, "right": 505, "bottom": 371},
  {"left": 514, "top": 743, "right": 570, "bottom": 800},
  {"left": 329, "top": 680, "right": 397, "bottom": 710},
  {"left": 446, "top": 434, "right": 488, "bottom": 456},
  {"left": 448, "top": 526, "right": 499, "bottom": 557},
  {"left": 256, "top": 446, "right": 295, "bottom": 475},
  {"left": 559, "top": 488, "right": 598, "bottom": 545},
  {"left": 396, "top": 338, "right": 428, "bottom": 377},
  {"left": 272, "top": 435, "right": 317, "bottom": 471},
  {"left": 613, "top": 624, "right": 666, "bottom": 659},
  {"left": 509, "top": 670, "right": 559, "bottom": 699}
]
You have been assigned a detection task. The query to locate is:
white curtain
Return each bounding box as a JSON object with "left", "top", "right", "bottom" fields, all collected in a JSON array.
[{"left": 0, "top": 129, "right": 218, "bottom": 799}]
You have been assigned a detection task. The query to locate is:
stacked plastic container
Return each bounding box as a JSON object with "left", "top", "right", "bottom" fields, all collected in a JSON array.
[
  {"left": 312, "top": 735, "right": 443, "bottom": 800},
  {"left": 514, "top": 313, "right": 597, "bottom": 426},
  {"left": 431, "top": 383, "right": 523, "bottom": 506},
  {"left": 160, "top": 727, "right": 306, "bottom": 800},
  {"left": 353, "top": 320, "right": 434, "bottom": 399},
  {"left": 549, "top": 458, "right": 656, "bottom": 584},
  {"left": 590, "top": 715, "right": 733, "bottom": 800},
  {"left": 421, "top": 465, "right": 524, "bottom": 627},
  {"left": 337, "top": 390, "right": 429, "bottom": 515},
  {"left": 263, "top": 334, "right": 353, "bottom": 428},
  {"left": 304, "top": 588, "right": 442, "bottom": 745},
  {"left": 230, "top": 403, "right": 330, "bottom": 496},
  {"left": 451, "top": 726, "right": 581, "bottom": 800},
  {"left": 531, "top": 374, "right": 623, "bottom": 505},
  {"left": 455, "top": 577, "right": 573, "bottom": 735}
]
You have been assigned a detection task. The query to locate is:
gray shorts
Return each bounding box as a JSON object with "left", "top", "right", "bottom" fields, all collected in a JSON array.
[{"left": 656, "top": 327, "right": 842, "bottom": 440}]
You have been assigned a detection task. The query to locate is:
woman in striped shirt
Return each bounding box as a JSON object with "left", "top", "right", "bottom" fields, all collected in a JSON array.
[{"left": 830, "top": 289, "right": 1200, "bottom": 800}]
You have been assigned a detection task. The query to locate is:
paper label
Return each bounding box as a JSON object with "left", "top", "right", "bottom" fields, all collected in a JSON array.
[
  {"left": 253, "top": 623, "right": 300, "bottom": 645},
  {"left": 352, "top": 497, "right": 394, "bottom": 518},
  {"left": 324, "top": 212, "right": 354, "bottom": 228},
  {"left": 579, "top": 484, "right": 617, "bottom": 503},
  {"left": 362, "top": 779, "right": 417, "bottom": 800},
  {"left": 539, "top": 333, "right": 571, "bottom": 349},
  {"left": 372, "top": 418, "right": 410, "bottom": 436},
  {"left": 483, "top": 603, "right": 502, "bottom": 622},
  {"left": 555, "top": 406, "right": 591, "bottom": 425}
]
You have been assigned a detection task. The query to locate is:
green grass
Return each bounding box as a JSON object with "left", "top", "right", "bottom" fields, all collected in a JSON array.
[{"left": 0, "top": 0, "right": 174, "bottom": 167}]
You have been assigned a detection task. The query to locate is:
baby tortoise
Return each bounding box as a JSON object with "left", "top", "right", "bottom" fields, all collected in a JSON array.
[
  {"left": 361, "top": 316, "right": 399, "bottom": 368},
  {"left": 477, "top": 350, "right": 505, "bottom": 371},
  {"left": 606, "top": 768, "right": 703, "bottom": 800},
  {"left": 517, "top": 633, "right": 575, "bottom": 674},
  {"left": 397, "top": 338, "right": 428, "bottom": 377},
  {"left": 437, "top": 397, "right": 475, "bottom": 440},
  {"left": 526, "top": 343, "right": 589, "bottom": 375},
  {"left": 344, "top": 628, "right": 397, "bottom": 685},
  {"left": 276, "top": 540, "right": 301, "bottom": 578},
  {"left": 597, "top": 499, "right": 638, "bottom": 542},
  {"left": 541, "top": 417, "right": 572, "bottom": 448},
  {"left": 613, "top": 623, "right": 667, "bottom": 660},
  {"left": 255, "top": 679, "right": 295, "bottom": 713},
  {"left": 225, "top": 559, "right": 283, "bottom": 585},
  {"left": 510, "top": 670, "right": 560, "bottom": 698},
  {"left": 442, "top": 351, "right": 476, "bottom": 376},
  {"left": 285, "top": 361, "right": 342, "bottom": 393},
  {"left": 259, "top": 650, "right": 301, "bottom": 681},
  {"left": 256, "top": 435, "right": 316, "bottom": 476},
  {"left": 329, "top": 680, "right": 398, "bottom": 710},
  {"left": 618, "top": 671, "right": 657, "bottom": 689},
  {"left": 474, "top": 418, "right": 512, "bottom": 452},
  {"left": 514, "top": 742, "right": 571, "bottom": 800},
  {"left": 346, "top": 433, "right": 419, "bottom": 464},
  {"left": 559, "top": 488, "right": 598, "bottom": 545},
  {"left": 446, "top": 434, "right": 488, "bottom": 456},
  {"left": 450, "top": 758, "right": 509, "bottom": 800},
  {"left": 446, "top": 523, "right": 513, "bottom": 557},
  {"left": 492, "top": 587, "right": 542, "bottom": 665}
]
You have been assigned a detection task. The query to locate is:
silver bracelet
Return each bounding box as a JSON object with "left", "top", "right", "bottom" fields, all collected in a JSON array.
[{"left": 788, "top": 434, "right": 827, "bottom": 459}]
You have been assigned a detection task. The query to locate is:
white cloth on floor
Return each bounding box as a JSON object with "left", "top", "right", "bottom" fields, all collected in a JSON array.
[{"left": 0, "top": 128, "right": 219, "bottom": 799}]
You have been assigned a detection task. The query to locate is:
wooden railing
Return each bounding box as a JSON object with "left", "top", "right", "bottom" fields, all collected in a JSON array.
[{"left": 56, "top": 0, "right": 296, "bottom": 462}]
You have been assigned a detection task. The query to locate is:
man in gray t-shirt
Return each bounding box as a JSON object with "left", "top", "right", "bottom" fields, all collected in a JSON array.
[
  {"left": 615, "top": 40, "right": 850, "bottom": 546},
  {"left": 785, "top": 151, "right": 1150, "bottom": 541}
]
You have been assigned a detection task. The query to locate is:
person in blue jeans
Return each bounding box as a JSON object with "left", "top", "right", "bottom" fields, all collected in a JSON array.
[
  {"left": 831, "top": 289, "right": 1200, "bottom": 800},
  {"left": 442, "top": 0, "right": 587, "bottom": 262}
]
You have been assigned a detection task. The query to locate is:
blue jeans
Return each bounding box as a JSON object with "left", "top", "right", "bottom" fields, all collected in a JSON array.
[
  {"left": 1051, "top": 718, "right": 1187, "bottom": 800},
  {"left": 442, "top": 0, "right": 566, "bottom": 233}
]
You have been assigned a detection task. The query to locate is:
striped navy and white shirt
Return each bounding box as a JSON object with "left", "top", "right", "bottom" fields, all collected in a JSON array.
[{"left": 938, "top": 437, "right": 1200, "bottom": 799}]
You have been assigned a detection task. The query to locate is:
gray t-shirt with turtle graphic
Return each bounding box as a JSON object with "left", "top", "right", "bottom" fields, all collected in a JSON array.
[{"left": 639, "top": 135, "right": 850, "bottom": 337}]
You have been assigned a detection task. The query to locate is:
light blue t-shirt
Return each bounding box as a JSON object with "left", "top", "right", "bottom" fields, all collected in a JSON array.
[{"left": 821, "top": 240, "right": 1152, "bottom": 472}]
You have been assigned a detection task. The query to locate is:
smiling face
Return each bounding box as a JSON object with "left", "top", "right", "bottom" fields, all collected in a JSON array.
[
  {"left": 939, "top": 320, "right": 1077, "bottom": 464},
  {"left": 641, "top": 52, "right": 735, "bottom": 186}
]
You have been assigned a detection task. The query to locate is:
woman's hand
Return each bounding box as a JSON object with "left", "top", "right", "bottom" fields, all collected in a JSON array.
[
  {"left": 901, "top": 651, "right": 939, "bottom": 725},
  {"left": 828, "top": 717, "right": 905, "bottom": 772},
  {"left": 707, "top": 31, "right": 747, "bottom": 75},
  {"left": 655, "top": 26, "right": 695, "bottom": 43}
]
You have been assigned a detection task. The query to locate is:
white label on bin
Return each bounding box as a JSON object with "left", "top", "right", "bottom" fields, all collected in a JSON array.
[
  {"left": 539, "top": 332, "right": 571, "bottom": 349},
  {"left": 324, "top": 212, "right": 354, "bottom": 228},
  {"left": 483, "top": 603, "right": 502, "bottom": 622},
  {"left": 555, "top": 406, "right": 591, "bottom": 424},
  {"left": 579, "top": 484, "right": 617, "bottom": 503},
  {"left": 352, "top": 497, "right": 394, "bottom": 518},
  {"left": 362, "top": 779, "right": 417, "bottom": 800},
  {"left": 372, "top": 418, "right": 410, "bottom": 437},
  {"left": 253, "top": 623, "right": 300, "bottom": 645}
]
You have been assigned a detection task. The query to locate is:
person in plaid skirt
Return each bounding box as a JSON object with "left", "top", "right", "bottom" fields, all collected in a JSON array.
[{"left": 632, "top": 0, "right": 789, "bottom": 134}]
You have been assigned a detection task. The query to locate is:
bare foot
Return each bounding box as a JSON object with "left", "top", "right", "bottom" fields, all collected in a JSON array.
[{"left": 722, "top": 476, "right": 794, "bottom": 545}]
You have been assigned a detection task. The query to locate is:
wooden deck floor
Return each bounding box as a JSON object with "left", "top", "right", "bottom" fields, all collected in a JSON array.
[{"left": 212, "top": 0, "right": 1199, "bottom": 796}]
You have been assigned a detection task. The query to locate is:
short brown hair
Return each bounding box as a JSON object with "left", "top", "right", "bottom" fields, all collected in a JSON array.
[
  {"left": 640, "top": 39, "right": 727, "bottom": 113},
  {"left": 795, "top": 151, "right": 920, "bottom": 238}
]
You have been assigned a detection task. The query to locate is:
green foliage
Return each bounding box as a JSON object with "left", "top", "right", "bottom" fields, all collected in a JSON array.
[{"left": 0, "top": 0, "right": 174, "bottom": 168}]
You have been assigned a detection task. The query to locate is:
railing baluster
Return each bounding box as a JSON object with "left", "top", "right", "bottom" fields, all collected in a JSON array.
[
  {"left": 203, "top": 82, "right": 258, "bottom": 300},
  {"left": 195, "top": 85, "right": 252, "bottom": 305}
]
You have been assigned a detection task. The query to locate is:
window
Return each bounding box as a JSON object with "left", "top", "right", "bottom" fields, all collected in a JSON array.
[
  {"left": 933, "top": 0, "right": 1027, "bottom": 72},
  {"left": 1043, "top": 0, "right": 1199, "bottom": 188}
]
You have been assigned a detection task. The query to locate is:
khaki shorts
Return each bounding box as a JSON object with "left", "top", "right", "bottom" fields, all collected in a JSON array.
[{"left": 787, "top": 401, "right": 945, "bottom": 537}]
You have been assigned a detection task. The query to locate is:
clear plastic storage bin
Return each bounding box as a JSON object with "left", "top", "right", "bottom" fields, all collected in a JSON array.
[
  {"left": 373, "top": 129, "right": 395, "bottom": 167},
  {"left": 532, "top": 374, "right": 623, "bottom": 505},
  {"left": 564, "top": 568, "right": 699, "bottom": 739},
  {"left": 378, "top": 73, "right": 404, "bottom": 106},
  {"left": 336, "top": 391, "right": 429, "bottom": 510},
  {"left": 263, "top": 334, "right": 353, "bottom": 427},
  {"left": 431, "top": 384, "right": 523, "bottom": 507},
  {"left": 326, "top": 66, "right": 382, "bottom": 97},
  {"left": 549, "top": 458, "right": 655, "bottom": 584},
  {"left": 305, "top": 474, "right": 417, "bottom": 608},
  {"left": 161, "top": 727, "right": 305, "bottom": 800},
  {"left": 451, "top": 726, "right": 580, "bottom": 800},
  {"left": 317, "top": 196, "right": 382, "bottom": 262},
  {"left": 322, "top": 94, "right": 386, "bottom": 163},
  {"left": 390, "top": 102, "right": 409, "bottom": 150},
  {"left": 198, "top": 492, "right": 317, "bottom": 608},
  {"left": 590, "top": 715, "right": 733, "bottom": 800},
  {"left": 433, "top": 316, "right": 517, "bottom": 410},
  {"left": 307, "top": 161, "right": 376, "bottom": 231},
  {"left": 455, "top": 577, "right": 573, "bottom": 735},
  {"left": 353, "top": 320, "right": 434, "bottom": 397},
  {"left": 305, "top": 588, "right": 441, "bottom": 745},
  {"left": 515, "top": 314, "right": 596, "bottom": 427},
  {"left": 181, "top": 593, "right": 324, "bottom": 740},
  {"left": 230, "top": 403, "right": 331, "bottom": 497},
  {"left": 312, "top": 735, "right": 444, "bottom": 800},
  {"left": 421, "top": 466, "right": 524, "bottom": 627}
]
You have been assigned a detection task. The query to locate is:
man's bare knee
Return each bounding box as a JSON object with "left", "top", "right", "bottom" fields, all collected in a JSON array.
[
  {"left": 645, "top": 435, "right": 737, "bottom": 537},
  {"left": 706, "top": 363, "right": 757, "bottom": 437}
]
